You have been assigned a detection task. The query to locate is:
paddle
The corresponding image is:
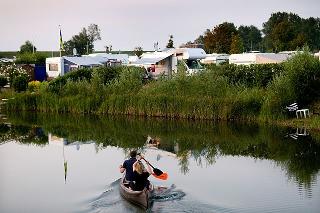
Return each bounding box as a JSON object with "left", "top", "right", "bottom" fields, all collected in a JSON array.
[{"left": 141, "top": 157, "right": 168, "bottom": 180}]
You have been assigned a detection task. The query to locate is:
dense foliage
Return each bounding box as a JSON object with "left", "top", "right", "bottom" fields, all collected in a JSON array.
[
  {"left": 19, "top": 40, "right": 36, "bottom": 53},
  {"left": 3, "top": 52, "right": 320, "bottom": 121},
  {"left": 12, "top": 75, "right": 28, "bottom": 92},
  {"left": 15, "top": 52, "right": 47, "bottom": 64},
  {"left": 0, "top": 63, "right": 30, "bottom": 87},
  {"left": 263, "top": 12, "right": 320, "bottom": 52},
  {"left": 0, "top": 76, "right": 8, "bottom": 89},
  {"left": 188, "top": 12, "right": 320, "bottom": 53}
]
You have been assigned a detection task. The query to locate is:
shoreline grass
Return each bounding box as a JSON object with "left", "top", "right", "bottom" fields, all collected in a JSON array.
[{"left": 1, "top": 52, "right": 319, "bottom": 130}]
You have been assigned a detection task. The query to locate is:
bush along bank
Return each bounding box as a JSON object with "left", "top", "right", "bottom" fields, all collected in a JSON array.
[{"left": 3, "top": 52, "right": 320, "bottom": 122}]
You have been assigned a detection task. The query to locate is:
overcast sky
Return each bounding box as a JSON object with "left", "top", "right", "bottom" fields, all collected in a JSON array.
[{"left": 1, "top": 0, "right": 319, "bottom": 51}]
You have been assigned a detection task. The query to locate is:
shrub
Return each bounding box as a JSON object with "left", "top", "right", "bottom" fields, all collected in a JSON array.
[
  {"left": 48, "top": 68, "right": 92, "bottom": 94},
  {"left": 64, "top": 68, "right": 92, "bottom": 82},
  {"left": 48, "top": 76, "right": 67, "bottom": 94},
  {"left": 0, "top": 76, "right": 8, "bottom": 89},
  {"left": 283, "top": 52, "right": 320, "bottom": 105},
  {"left": 15, "top": 52, "right": 48, "bottom": 64},
  {"left": 12, "top": 75, "right": 28, "bottom": 92},
  {"left": 92, "top": 66, "right": 121, "bottom": 85},
  {"left": 221, "top": 63, "right": 284, "bottom": 88},
  {"left": 28, "top": 81, "right": 41, "bottom": 92},
  {"left": 0, "top": 63, "right": 30, "bottom": 86},
  {"left": 107, "top": 66, "right": 145, "bottom": 95}
]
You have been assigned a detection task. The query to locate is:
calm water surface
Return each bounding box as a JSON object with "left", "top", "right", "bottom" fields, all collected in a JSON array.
[{"left": 0, "top": 113, "right": 319, "bottom": 213}]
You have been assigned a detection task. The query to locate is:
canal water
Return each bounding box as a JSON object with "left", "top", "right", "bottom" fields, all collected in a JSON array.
[{"left": 0, "top": 113, "right": 319, "bottom": 213}]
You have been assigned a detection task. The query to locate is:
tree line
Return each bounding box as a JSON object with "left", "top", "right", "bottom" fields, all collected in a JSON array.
[
  {"left": 183, "top": 12, "right": 320, "bottom": 54},
  {"left": 14, "top": 12, "right": 320, "bottom": 58}
]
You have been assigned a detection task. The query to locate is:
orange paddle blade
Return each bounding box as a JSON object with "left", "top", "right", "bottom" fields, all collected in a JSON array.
[{"left": 152, "top": 172, "right": 168, "bottom": 180}]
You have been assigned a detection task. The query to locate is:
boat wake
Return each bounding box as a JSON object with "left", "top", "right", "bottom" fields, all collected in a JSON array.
[
  {"left": 151, "top": 184, "right": 186, "bottom": 202},
  {"left": 87, "top": 179, "right": 186, "bottom": 213},
  {"left": 87, "top": 179, "right": 230, "bottom": 213}
]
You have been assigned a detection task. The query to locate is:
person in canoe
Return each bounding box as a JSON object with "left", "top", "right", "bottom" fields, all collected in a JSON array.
[
  {"left": 130, "top": 155, "right": 153, "bottom": 191},
  {"left": 119, "top": 150, "right": 137, "bottom": 182}
]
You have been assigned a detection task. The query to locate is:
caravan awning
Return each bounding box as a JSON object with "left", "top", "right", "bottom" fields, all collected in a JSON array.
[{"left": 133, "top": 57, "right": 168, "bottom": 65}]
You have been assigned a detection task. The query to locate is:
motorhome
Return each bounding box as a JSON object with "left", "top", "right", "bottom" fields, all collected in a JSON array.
[
  {"left": 171, "top": 48, "right": 206, "bottom": 74},
  {"left": 130, "top": 51, "right": 177, "bottom": 79}
]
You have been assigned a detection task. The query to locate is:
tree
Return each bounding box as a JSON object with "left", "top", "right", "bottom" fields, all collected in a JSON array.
[
  {"left": 64, "top": 24, "right": 101, "bottom": 55},
  {"left": 203, "top": 22, "right": 237, "bottom": 53},
  {"left": 20, "top": 41, "right": 36, "bottom": 53},
  {"left": 238, "top": 25, "right": 262, "bottom": 52},
  {"left": 166, "top": 35, "right": 174, "bottom": 48},
  {"left": 15, "top": 52, "right": 47, "bottom": 64},
  {"left": 230, "top": 34, "right": 244, "bottom": 54},
  {"left": 302, "top": 17, "right": 320, "bottom": 51},
  {"left": 134, "top": 46, "right": 143, "bottom": 58},
  {"left": 262, "top": 12, "right": 305, "bottom": 52}
]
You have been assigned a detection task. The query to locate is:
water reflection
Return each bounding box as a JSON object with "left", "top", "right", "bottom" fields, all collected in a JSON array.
[{"left": 1, "top": 112, "right": 320, "bottom": 195}]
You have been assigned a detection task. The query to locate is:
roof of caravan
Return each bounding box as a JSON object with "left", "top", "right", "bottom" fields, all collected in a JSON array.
[
  {"left": 172, "top": 48, "right": 206, "bottom": 59},
  {"left": 87, "top": 53, "right": 129, "bottom": 63},
  {"left": 229, "top": 53, "right": 289, "bottom": 64},
  {"left": 132, "top": 52, "right": 173, "bottom": 65},
  {"left": 63, "top": 56, "right": 102, "bottom": 66}
]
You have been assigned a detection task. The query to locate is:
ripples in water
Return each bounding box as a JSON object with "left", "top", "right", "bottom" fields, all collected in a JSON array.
[{"left": 87, "top": 179, "right": 231, "bottom": 213}]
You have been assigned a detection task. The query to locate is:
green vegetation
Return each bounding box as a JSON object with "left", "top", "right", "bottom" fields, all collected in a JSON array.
[
  {"left": 0, "top": 76, "right": 8, "bottom": 90},
  {"left": 0, "top": 63, "right": 30, "bottom": 88},
  {"left": 15, "top": 52, "right": 47, "bottom": 64},
  {"left": 19, "top": 40, "right": 36, "bottom": 53},
  {"left": 185, "top": 12, "right": 320, "bottom": 53},
  {"left": 2, "top": 52, "right": 320, "bottom": 126}
]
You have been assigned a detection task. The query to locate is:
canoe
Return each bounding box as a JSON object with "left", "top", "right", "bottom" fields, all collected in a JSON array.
[{"left": 119, "top": 177, "right": 153, "bottom": 210}]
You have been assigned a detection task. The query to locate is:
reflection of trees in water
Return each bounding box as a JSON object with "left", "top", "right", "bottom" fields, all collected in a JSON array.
[
  {"left": 0, "top": 123, "right": 47, "bottom": 146},
  {"left": 3, "top": 112, "right": 320, "bottom": 192}
]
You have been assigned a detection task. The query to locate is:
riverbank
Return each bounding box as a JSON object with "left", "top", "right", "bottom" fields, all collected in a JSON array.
[{"left": 1, "top": 52, "right": 319, "bottom": 129}]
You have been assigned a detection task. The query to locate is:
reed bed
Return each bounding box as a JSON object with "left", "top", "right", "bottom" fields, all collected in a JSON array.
[{"left": 3, "top": 52, "right": 320, "bottom": 122}]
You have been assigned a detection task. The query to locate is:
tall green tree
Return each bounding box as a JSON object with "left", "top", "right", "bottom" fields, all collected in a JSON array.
[
  {"left": 166, "top": 35, "right": 174, "bottom": 48},
  {"left": 64, "top": 24, "right": 101, "bottom": 55},
  {"left": 302, "top": 17, "right": 320, "bottom": 51},
  {"left": 262, "top": 12, "right": 305, "bottom": 52},
  {"left": 203, "top": 22, "right": 237, "bottom": 53},
  {"left": 238, "top": 25, "right": 262, "bottom": 52},
  {"left": 230, "top": 34, "right": 244, "bottom": 54},
  {"left": 20, "top": 41, "right": 36, "bottom": 53}
]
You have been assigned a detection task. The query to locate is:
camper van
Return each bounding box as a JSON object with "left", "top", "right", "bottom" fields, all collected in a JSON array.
[{"left": 171, "top": 48, "right": 206, "bottom": 74}]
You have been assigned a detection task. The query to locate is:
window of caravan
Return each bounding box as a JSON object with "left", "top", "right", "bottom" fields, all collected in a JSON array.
[
  {"left": 186, "top": 59, "right": 202, "bottom": 69},
  {"left": 49, "top": 64, "right": 58, "bottom": 71}
]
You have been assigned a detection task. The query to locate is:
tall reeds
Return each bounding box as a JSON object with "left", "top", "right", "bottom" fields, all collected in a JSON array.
[{"left": 4, "top": 52, "right": 320, "bottom": 121}]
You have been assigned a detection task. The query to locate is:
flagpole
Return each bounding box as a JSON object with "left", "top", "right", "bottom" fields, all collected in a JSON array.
[{"left": 59, "top": 25, "right": 62, "bottom": 57}]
